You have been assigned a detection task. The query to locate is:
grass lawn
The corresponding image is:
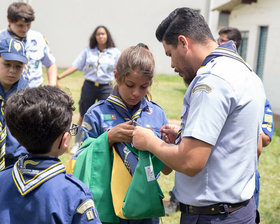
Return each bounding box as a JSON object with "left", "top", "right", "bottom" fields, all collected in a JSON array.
[{"left": 46, "top": 70, "right": 280, "bottom": 223}]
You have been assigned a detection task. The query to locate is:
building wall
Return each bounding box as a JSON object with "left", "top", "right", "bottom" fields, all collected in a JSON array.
[
  {"left": 226, "top": 0, "right": 280, "bottom": 116},
  {"left": 0, "top": 0, "right": 209, "bottom": 75}
]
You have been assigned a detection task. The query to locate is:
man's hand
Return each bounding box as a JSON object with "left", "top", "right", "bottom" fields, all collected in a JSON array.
[
  {"left": 160, "top": 124, "right": 179, "bottom": 144},
  {"left": 132, "top": 126, "right": 158, "bottom": 151}
]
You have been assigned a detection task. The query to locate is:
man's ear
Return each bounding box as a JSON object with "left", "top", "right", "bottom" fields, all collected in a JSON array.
[{"left": 178, "top": 35, "right": 189, "bottom": 49}]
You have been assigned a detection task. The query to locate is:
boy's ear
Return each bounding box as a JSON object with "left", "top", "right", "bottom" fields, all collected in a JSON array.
[
  {"left": 114, "top": 70, "right": 119, "bottom": 81},
  {"left": 7, "top": 19, "right": 13, "bottom": 26},
  {"left": 60, "top": 132, "right": 71, "bottom": 150}
]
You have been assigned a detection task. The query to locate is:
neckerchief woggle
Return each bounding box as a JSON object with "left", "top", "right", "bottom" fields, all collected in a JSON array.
[
  {"left": 106, "top": 87, "right": 148, "bottom": 175},
  {"left": 12, "top": 155, "right": 65, "bottom": 196},
  {"left": 175, "top": 41, "right": 251, "bottom": 144}
]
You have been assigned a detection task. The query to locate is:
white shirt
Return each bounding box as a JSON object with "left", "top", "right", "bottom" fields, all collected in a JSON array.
[{"left": 0, "top": 29, "right": 56, "bottom": 88}]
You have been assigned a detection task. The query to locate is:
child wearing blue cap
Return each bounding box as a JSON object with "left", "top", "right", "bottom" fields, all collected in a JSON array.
[
  {"left": 0, "top": 2, "right": 57, "bottom": 88},
  {"left": 0, "top": 86, "right": 101, "bottom": 224},
  {"left": 0, "top": 37, "right": 28, "bottom": 171}
]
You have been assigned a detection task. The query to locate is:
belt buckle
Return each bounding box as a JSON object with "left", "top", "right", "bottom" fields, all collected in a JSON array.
[
  {"left": 218, "top": 204, "right": 226, "bottom": 214},
  {"left": 94, "top": 82, "right": 99, "bottom": 87}
]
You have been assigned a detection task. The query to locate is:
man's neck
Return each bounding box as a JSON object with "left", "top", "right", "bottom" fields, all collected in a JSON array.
[{"left": 192, "top": 41, "right": 218, "bottom": 71}]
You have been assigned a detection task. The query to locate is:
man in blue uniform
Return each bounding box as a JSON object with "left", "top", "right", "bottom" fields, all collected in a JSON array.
[
  {"left": 0, "top": 2, "right": 57, "bottom": 87},
  {"left": 0, "top": 37, "right": 28, "bottom": 170},
  {"left": 0, "top": 86, "right": 101, "bottom": 224},
  {"left": 132, "top": 8, "right": 266, "bottom": 224}
]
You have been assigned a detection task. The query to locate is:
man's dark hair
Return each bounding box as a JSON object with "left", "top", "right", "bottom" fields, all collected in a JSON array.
[
  {"left": 5, "top": 86, "right": 75, "bottom": 154},
  {"left": 89, "top": 25, "right": 116, "bottom": 49},
  {"left": 218, "top": 27, "right": 242, "bottom": 49},
  {"left": 7, "top": 2, "right": 35, "bottom": 23},
  {"left": 156, "top": 7, "right": 215, "bottom": 47}
]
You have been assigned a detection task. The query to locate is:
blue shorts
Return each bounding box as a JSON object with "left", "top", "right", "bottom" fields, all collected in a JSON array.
[
  {"left": 79, "top": 80, "right": 112, "bottom": 116},
  {"left": 180, "top": 197, "right": 256, "bottom": 224}
]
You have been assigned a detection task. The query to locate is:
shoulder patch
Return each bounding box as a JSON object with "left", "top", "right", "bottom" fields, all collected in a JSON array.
[
  {"left": 82, "top": 121, "right": 93, "bottom": 131},
  {"left": 192, "top": 84, "right": 212, "bottom": 94},
  {"left": 77, "top": 199, "right": 95, "bottom": 214},
  {"left": 264, "top": 114, "right": 273, "bottom": 124}
]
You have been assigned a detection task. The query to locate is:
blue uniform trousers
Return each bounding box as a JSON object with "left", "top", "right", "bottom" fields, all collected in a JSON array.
[
  {"left": 79, "top": 80, "right": 112, "bottom": 116},
  {"left": 180, "top": 197, "right": 256, "bottom": 224}
]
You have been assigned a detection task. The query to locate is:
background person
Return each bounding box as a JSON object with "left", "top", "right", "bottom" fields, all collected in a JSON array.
[
  {"left": 132, "top": 7, "right": 266, "bottom": 224},
  {"left": 217, "top": 27, "right": 242, "bottom": 48},
  {"left": 0, "top": 2, "right": 57, "bottom": 88},
  {"left": 0, "top": 86, "right": 101, "bottom": 224},
  {"left": 0, "top": 38, "right": 28, "bottom": 170},
  {"left": 58, "top": 25, "right": 120, "bottom": 154},
  {"left": 218, "top": 26, "right": 275, "bottom": 224}
]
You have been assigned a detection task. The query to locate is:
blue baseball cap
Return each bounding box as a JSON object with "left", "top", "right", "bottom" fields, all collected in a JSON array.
[{"left": 0, "top": 38, "right": 27, "bottom": 64}]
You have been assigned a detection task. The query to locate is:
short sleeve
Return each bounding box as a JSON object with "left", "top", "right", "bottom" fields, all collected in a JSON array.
[
  {"left": 73, "top": 48, "right": 88, "bottom": 71},
  {"left": 182, "top": 76, "right": 234, "bottom": 145}
]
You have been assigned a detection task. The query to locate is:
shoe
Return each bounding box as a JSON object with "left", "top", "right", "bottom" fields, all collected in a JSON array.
[
  {"left": 165, "top": 191, "right": 180, "bottom": 216},
  {"left": 70, "top": 142, "right": 80, "bottom": 154}
]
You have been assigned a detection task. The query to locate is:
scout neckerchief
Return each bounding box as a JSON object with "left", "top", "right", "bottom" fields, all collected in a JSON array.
[
  {"left": 12, "top": 155, "right": 65, "bottom": 196},
  {"left": 0, "top": 96, "right": 6, "bottom": 171},
  {"left": 8, "top": 28, "right": 27, "bottom": 43},
  {"left": 175, "top": 40, "right": 251, "bottom": 144},
  {"left": 106, "top": 87, "right": 148, "bottom": 175}
]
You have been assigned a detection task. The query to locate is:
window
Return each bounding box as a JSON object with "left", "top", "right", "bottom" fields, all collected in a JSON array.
[
  {"left": 256, "top": 26, "right": 268, "bottom": 79},
  {"left": 218, "top": 11, "right": 230, "bottom": 27},
  {"left": 238, "top": 31, "right": 249, "bottom": 61}
]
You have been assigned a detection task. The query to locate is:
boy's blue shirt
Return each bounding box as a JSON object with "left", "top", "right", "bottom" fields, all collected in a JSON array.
[
  {"left": 0, "top": 154, "right": 101, "bottom": 223},
  {"left": 0, "top": 76, "right": 28, "bottom": 161}
]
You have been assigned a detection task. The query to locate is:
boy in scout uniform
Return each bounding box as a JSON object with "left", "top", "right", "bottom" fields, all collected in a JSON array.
[
  {"left": 0, "top": 86, "right": 101, "bottom": 224},
  {"left": 0, "top": 2, "right": 57, "bottom": 87},
  {"left": 0, "top": 37, "right": 28, "bottom": 170}
]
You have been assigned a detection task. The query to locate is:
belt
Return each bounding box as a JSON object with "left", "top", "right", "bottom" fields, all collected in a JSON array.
[
  {"left": 86, "top": 80, "right": 112, "bottom": 87},
  {"left": 179, "top": 199, "right": 250, "bottom": 215}
]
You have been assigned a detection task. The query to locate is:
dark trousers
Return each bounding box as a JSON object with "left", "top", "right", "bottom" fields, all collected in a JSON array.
[
  {"left": 79, "top": 80, "right": 112, "bottom": 116},
  {"left": 180, "top": 197, "right": 256, "bottom": 224}
]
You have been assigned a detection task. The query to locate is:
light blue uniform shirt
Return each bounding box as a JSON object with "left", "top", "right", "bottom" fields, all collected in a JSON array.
[
  {"left": 73, "top": 46, "right": 120, "bottom": 84},
  {"left": 0, "top": 29, "right": 56, "bottom": 88},
  {"left": 174, "top": 48, "right": 266, "bottom": 206}
]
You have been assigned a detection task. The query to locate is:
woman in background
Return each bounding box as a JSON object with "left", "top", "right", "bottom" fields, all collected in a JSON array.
[{"left": 58, "top": 25, "right": 120, "bottom": 153}]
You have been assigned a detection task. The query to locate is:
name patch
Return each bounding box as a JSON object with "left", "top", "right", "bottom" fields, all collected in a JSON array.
[{"left": 192, "top": 84, "right": 212, "bottom": 94}]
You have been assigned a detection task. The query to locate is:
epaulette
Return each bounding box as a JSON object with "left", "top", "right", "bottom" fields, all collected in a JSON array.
[
  {"left": 65, "top": 173, "right": 91, "bottom": 196},
  {"left": 148, "top": 101, "right": 164, "bottom": 110}
]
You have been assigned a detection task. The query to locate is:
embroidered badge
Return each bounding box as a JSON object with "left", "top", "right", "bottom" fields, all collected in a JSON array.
[
  {"left": 192, "top": 84, "right": 212, "bottom": 94},
  {"left": 82, "top": 121, "right": 93, "bottom": 131},
  {"left": 14, "top": 42, "right": 21, "bottom": 51},
  {"left": 262, "top": 123, "right": 272, "bottom": 132},
  {"left": 146, "top": 107, "right": 153, "bottom": 115},
  {"left": 264, "top": 114, "right": 273, "bottom": 124},
  {"left": 31, "top": 39, "right": 37, "bottom": 46},
  {"left": 35, "top": 60, "right": 39, "bottom": 68},
  {"left": 102, "top": 114, "right": 116, "bottom": 120},
  {"left": 76, "top": 199, "right": 97, "bottom": 220}
]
